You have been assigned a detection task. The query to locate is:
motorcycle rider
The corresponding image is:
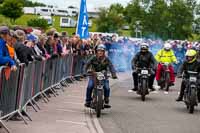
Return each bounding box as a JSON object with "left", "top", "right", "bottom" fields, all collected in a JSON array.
[
  {"left": 84, "top": 44, "right": 118, "bottom": 108},
  {"left": 129, "top": 43, "right": 157, "bottom": 92},
  {"left": 155, "top": 43, "right": 177, "bottom": 89},
  {"left": 176, "top": 49, "right": 200, "bottom": 101}
]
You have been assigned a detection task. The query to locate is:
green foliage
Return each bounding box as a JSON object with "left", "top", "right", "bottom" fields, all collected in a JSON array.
[
  {"left": 0, "top": 0, "right": 24, "bottom": 23},
  {"left": 93, "top": 0, "right": 197, "bottom": 39},
  {"left": 95, "top": 4, "right": 124, "bottom": 33},
  {"left": 169, "top": 0, "right": 193, "bottom": 39},
  {"left": 122, "top": 0, "right": 195, "bottom": 40},
  {"left": 188, "top": 34, "right": 200, "bottom": 41},
  {"left": 27, "top": 18, "right": 49, "bottom": 30},
  {"left": 23, "top": 0, "right": 45, "bottom": 7}
]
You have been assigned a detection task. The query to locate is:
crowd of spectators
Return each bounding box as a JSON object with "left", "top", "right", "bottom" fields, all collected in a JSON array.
[
  {"left": 1, "top": 25, "right": 200, "bottom": 72},
  {"left": 0, "top": 26, "right": 119, "bottom": 71}
]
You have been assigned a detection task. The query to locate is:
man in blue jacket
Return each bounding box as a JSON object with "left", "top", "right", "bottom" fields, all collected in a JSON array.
[{"left": 0, "top": 26, "right": 17, "bottom": 71}]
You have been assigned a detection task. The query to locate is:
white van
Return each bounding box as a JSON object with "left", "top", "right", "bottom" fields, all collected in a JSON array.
[
  {"left": 35, "top": 7, "right": 52, "bottom": 16},
  {"left": 39, "top": 16, "right": 53, "bottom": 25},
  {"left": 60, "top": 17, "right": 76, "bottom": 28},
  {"left": 54, "top": 9, "right": 69, "bottom": 16}
]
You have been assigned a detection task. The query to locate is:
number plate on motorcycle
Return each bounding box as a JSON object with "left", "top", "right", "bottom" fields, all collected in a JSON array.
[
  {"left": 141, "top": 70, "right": 148, "bottom": 74},
  {"left": 189, "top": 77, "right": 197, "bottom": 82}
]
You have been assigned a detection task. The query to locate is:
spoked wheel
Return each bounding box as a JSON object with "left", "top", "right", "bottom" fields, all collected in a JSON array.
[
  {"left": 96, "top": 90, "right": 103, "bottom": 118},
  {"left": 164, "top": 73, "right": 170, "bottom": 92},
  {"left": 141, "top": 79, "right": 147, "bottom": 101},
  {"left": 188, "top": 89, "right": 197, "bottom": 114}
]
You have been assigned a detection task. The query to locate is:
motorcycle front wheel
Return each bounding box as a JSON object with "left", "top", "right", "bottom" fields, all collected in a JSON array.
[
  {"left": 141, "top": 79, "right": 147, "bottom": 101},
  {"left": 96, "top": 90, "right": 103, "bottom": 118}
]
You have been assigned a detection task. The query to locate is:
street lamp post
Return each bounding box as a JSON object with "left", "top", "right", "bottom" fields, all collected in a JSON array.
[{"left": 135, "top": 21, "right": 142, "bottom": 38}]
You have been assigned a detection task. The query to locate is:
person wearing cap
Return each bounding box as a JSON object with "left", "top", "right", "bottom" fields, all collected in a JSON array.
[
  {"left": 0, "top": 26, "right": 17, "bottom": 71},
  {"left": 26, "top": 34, "right": 45, "bottom": 61},
  {"left": 129, "top": 42, "right": 156, "bottom": 92},
  {"left": 84, "top": 44, "right": 118, "bottom": 108}
]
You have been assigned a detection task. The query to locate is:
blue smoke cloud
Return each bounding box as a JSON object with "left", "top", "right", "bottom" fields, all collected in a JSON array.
[{"left": 105, "top": 39, "right": 164, "bottom": 72}]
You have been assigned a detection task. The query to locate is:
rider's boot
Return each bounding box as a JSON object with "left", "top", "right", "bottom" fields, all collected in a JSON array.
[
  {"left": 128, "top": 86, "right": 138, "bottom": 92},
  {"left": 84, "top": 101, "right": 91, "bottom": 108},
  {"left": 157, "top": 80, "right": 162, "bottom": 87},
  {"left": 169, "top": 82, "right": 175, "bottom": 86},
  {"left": 104, "top": 97, "right": 111, "bottom": 108},
  {"left": 149, "top": 86, "right": 156, "bottom": 91}
]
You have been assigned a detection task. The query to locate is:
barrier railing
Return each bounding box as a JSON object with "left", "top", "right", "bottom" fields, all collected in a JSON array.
[{"left": 0, "top": 54, "right": 84, "bottom": 133}]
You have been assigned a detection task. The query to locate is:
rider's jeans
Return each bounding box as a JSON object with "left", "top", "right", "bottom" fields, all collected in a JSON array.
[
  {"left": 156, "top": 63, "right": 175, "bottom": 82},
  {"left": 86, "top": 77, "right": 110, "bottom": 102}
]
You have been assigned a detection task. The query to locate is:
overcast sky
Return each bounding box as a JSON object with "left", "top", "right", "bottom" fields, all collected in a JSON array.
[{"left": 32, "top": 0, "right": 131, "bottom": 9}]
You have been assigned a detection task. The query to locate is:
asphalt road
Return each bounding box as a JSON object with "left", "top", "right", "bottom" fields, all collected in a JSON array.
[{"left": 99, "top": 77, "right": 200, "bottom": 133}]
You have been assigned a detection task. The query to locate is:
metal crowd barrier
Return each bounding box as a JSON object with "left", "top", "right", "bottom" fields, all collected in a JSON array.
[
  {"left": 0, "top": 54, "right": 84, "bottom": 133},
  {"left": 0, "top": 67, "right": 19, "bottom": 118}
]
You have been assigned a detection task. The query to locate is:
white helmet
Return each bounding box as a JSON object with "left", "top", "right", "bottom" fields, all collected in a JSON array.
[
  {"left": 140, "top": 43, "right": 149, "bottom": 49},
  {"left": 164, "top": 43, "right": 171, "bottom": 50}
]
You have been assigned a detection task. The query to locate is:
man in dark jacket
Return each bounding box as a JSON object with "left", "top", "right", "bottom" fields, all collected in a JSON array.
[
  {"left": 84, "top": 44, "right": 117, "bottom": 108},
  {"left": 176, "top": 49, "right": 200, "bottom": 101},
  {"left": 129, "top": 43, "right": 157, "bottom": 92},
  {"left": 13, "top": 30, "right": 34, "bottom": 65}
]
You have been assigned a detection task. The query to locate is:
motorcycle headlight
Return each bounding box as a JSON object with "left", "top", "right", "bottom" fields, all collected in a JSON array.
[
  {"left": 97, "top": 75, "right": 105, "bottom": 80},
  {"left": 97, "top": 72, "right": 105, "bottom": 80}
]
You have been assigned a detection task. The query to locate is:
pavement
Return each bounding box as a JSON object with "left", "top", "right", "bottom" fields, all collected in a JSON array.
[
  {"left": 1, "top": 78, "right": 95, "bottom": 133},
  {"left": 0, "top": 72, "right": 129, "bottom": 133}
]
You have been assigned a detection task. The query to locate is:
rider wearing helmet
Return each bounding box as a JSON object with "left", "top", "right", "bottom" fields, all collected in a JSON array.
[
  {"left": 155, "top": 43, "right": 177, "bottom": 87},
  {"left": 84, "top": 44, "right": 117, "bottom": 108},
  {"left": 129, "top": 42, "right": 157, "bottom": 92},
  {"left": 176, "top": 49, "right": 200, "bottom": 101}
]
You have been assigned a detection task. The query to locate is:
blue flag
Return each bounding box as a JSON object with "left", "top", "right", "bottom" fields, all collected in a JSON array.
[{"left": 76, "top": 0, "right": 89, "bottom": 39}]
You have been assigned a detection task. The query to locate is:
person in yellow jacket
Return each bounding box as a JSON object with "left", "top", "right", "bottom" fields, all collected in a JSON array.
[{"left": 155, "top": 43, "right": 177, "bottom": 88}]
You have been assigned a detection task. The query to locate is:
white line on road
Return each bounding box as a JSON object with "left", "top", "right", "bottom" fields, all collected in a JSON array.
[
  {"left": 66, "top": 95, "right": 84, "bottom": 99},
  {"left": 56, "top": 109, "right": 84, "bottom": 114},
  {"left": 63, "top": 101, "right": 84, "bottom": 105},
  {"left": 56, "top": 120, "right": 87, "bottom": 126}
]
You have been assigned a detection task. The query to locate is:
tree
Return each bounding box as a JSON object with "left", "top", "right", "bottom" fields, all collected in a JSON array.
[
  {"left": 23, "top": 0, "right": 45, "bottom": 7},
  {"left": 169, "top": 0, "right": 194, "bottom": 39},
  {"left": 0, "top": 0, "right": 24, "bottom": 23},
  {"left": 27, "top": 18, "right": 49, "bottom": 30},
  {"left": 95, "top": 5, "right": 124, "bottom": 33},
  {"left": 0, "top": 0, "right": 4, "bottom": 4},
  {"left": 145, "top": 0, "right": 170, "bottom": 39},
  {"left": 110, "top": 3, "right": 124, "bottom": 14},
  {"left": 124, "top": 0, "right": 146, "bottom": 36}
]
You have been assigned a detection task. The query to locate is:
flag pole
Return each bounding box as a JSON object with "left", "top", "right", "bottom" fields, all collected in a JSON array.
[{"left": 76, "top": 0, "right": 81, "bottom": 35}]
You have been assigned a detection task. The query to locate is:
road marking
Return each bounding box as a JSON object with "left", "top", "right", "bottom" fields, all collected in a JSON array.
[
  {"left": 56, "top": 109, "right": 84, "bottom": 114},
  {"left": 56, "top": 120, "right": 87, "bottom": 126},
  {"left": 63, "top": 101, "right": 83, "bottom": 105},
  {"left": 66, "top": 95, "right": 84, "bottom": 99}
]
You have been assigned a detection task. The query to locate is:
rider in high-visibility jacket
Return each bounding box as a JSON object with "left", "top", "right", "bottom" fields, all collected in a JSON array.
[{"left": 155, "top": 43, "right": 177, "bottom": 86}]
